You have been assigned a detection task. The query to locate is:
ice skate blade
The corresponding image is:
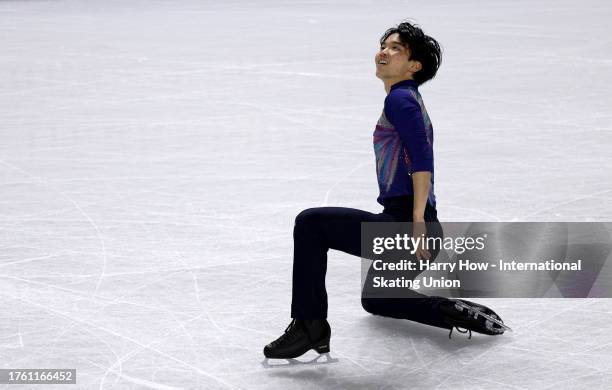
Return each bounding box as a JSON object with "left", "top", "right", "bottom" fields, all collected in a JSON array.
[{"left": 261, "top": 353, "right": 339, "bottom": 369}]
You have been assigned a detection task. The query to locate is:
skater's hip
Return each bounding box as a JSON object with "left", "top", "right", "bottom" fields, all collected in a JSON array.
[{"left": 382, "top": 195, "right": 438, "bottom": 223}]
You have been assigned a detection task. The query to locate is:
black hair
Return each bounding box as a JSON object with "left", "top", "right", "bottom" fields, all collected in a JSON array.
[{"left": 379, "top": 21, "right": 442, "bottom": 85}]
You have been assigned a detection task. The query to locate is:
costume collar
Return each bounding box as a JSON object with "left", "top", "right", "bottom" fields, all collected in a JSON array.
[{"left": 390, "top": 79, "right": 418, "bottom": 91}]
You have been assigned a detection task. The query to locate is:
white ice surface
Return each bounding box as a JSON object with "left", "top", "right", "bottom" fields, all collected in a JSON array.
[{"left": 1, "top": 0, "right": 612, "bottom": 389}]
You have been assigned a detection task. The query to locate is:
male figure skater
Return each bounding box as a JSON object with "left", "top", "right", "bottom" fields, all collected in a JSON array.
[{"left": 264, "top": 21, "right": 506, "bottom": 359}]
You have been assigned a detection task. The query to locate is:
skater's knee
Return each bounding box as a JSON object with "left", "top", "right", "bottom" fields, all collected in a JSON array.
[
  {"left": 295, "top": 208, "right": 323, "bottom": 228},
  {"left": 361, "top": 297, "right": 378, "bottom": 315}
]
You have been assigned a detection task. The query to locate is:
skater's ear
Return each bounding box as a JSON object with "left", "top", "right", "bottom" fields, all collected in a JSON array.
[
  {"left": 407, "top": 59, "right": 422, "bottom": 74},
  {"left": 398, "top": 42, "right": 422, "bottom": 76}
]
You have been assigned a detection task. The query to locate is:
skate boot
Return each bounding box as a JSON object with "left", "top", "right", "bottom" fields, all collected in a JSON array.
[
  {"left": 263, "top": 319, "right": 331, "bottom": 359},
  {"left": 440, "top": 299, "right": 509, "bottom": 339}
]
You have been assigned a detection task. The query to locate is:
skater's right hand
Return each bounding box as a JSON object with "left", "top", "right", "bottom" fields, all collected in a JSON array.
[{"left": 413, "top": 221, "right": 431, "bottom": 261}]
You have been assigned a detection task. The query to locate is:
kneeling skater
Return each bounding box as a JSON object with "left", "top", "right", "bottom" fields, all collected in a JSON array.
[{"left": 264, "top": 21, "right": 507, "bottom": 360}]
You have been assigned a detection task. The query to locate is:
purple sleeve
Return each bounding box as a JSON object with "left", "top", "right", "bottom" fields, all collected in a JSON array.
[{"left": 384, "top": 90, "right": 433, "bottom": 173}]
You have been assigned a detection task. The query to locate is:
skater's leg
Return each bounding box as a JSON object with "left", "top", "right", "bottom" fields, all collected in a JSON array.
[
  {"left": 360, "top": 197, "right": 452, "bottom": 329},
  {"left": 361, "top": 292, "right": 450, "bottom": 329},
  {"left": 360, "top": 237, "right": 451, "bottom": 328},
  {"left": 291, "top": 207, "right": 394, "bottom": 319}
]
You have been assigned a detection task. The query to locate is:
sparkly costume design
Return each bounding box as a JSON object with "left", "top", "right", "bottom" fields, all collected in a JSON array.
[{"left": 373, "top": 79, "right": 436, "bottom": 207}]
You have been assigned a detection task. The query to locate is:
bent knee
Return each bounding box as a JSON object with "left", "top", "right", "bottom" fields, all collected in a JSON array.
[
  {"left": 361, "top": 297, "right": 378, "bottom": 315},
  {"left": 295, "top": 207, "right": 324, "bottom": 227}
]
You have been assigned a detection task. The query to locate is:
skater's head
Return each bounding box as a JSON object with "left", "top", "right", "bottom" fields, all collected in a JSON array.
[{"left": 375, "top": 21, "right": 442, "bottom": 86}]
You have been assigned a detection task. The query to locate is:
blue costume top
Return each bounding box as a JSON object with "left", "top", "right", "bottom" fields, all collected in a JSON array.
[{"left": 373, "top": 79, "right": 436, "bottom": 207}]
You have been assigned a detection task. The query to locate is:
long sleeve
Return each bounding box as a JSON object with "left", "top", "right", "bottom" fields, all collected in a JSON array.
[{"left": 384, "top": 90, "right": 433, "bottom": 173}]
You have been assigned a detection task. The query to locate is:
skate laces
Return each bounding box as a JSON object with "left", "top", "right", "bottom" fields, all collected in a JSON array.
[
  {"left": 271, "top": 320, "right": 304, "bottom": 346},
  {"left": 449, "top": 326, "right": 471, "bottom": 339},
  {"left": 284, "top": 319, "right": 297, "bottom": 333}
]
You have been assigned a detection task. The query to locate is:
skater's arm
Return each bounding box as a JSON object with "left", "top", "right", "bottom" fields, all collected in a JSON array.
[
  {"left": 412, "top": 171, "right": 431, "bottom": 260},
  {"left": 411, "top": 171, "right": 431, "bottom": 221},
  {"left": 384, "top": 90, "right": 433, "bottom": 175},
  {"left": 384, "top": 90, "right": 433, "bottom": 219},
  {"left": 385, "top": 90, "right": 434, "bottom": 261}
]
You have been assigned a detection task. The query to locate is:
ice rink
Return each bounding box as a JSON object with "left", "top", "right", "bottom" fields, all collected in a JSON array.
[{"left": 2, "top": 0, "right": 612, "bottom": 388}]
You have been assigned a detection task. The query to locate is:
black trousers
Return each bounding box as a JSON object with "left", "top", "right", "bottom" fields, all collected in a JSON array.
[{"left": 291, "top": 196, "right": 450, "bottom": 330}]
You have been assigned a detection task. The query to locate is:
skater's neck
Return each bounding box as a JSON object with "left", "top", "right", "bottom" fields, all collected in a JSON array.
[{"left": 384, "top": 78, "right": 418, "bottom": 94}]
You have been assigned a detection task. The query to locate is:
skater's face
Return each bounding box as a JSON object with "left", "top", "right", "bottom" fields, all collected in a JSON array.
[{"left": 375, "top": 33, "right": 422, "bottom": 82}]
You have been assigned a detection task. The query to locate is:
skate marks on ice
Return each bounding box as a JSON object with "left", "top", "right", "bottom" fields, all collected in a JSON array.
[{"left": 261, "top": 353, "right": 339, "bottom": 369}]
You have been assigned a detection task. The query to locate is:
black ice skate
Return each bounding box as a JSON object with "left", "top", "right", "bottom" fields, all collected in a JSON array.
[
  {"left": 440, "top": 299, "right": 511, "bottom": 339},
  {"left": 263, "top": 319, "right": 331, "bottom": 359}
]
